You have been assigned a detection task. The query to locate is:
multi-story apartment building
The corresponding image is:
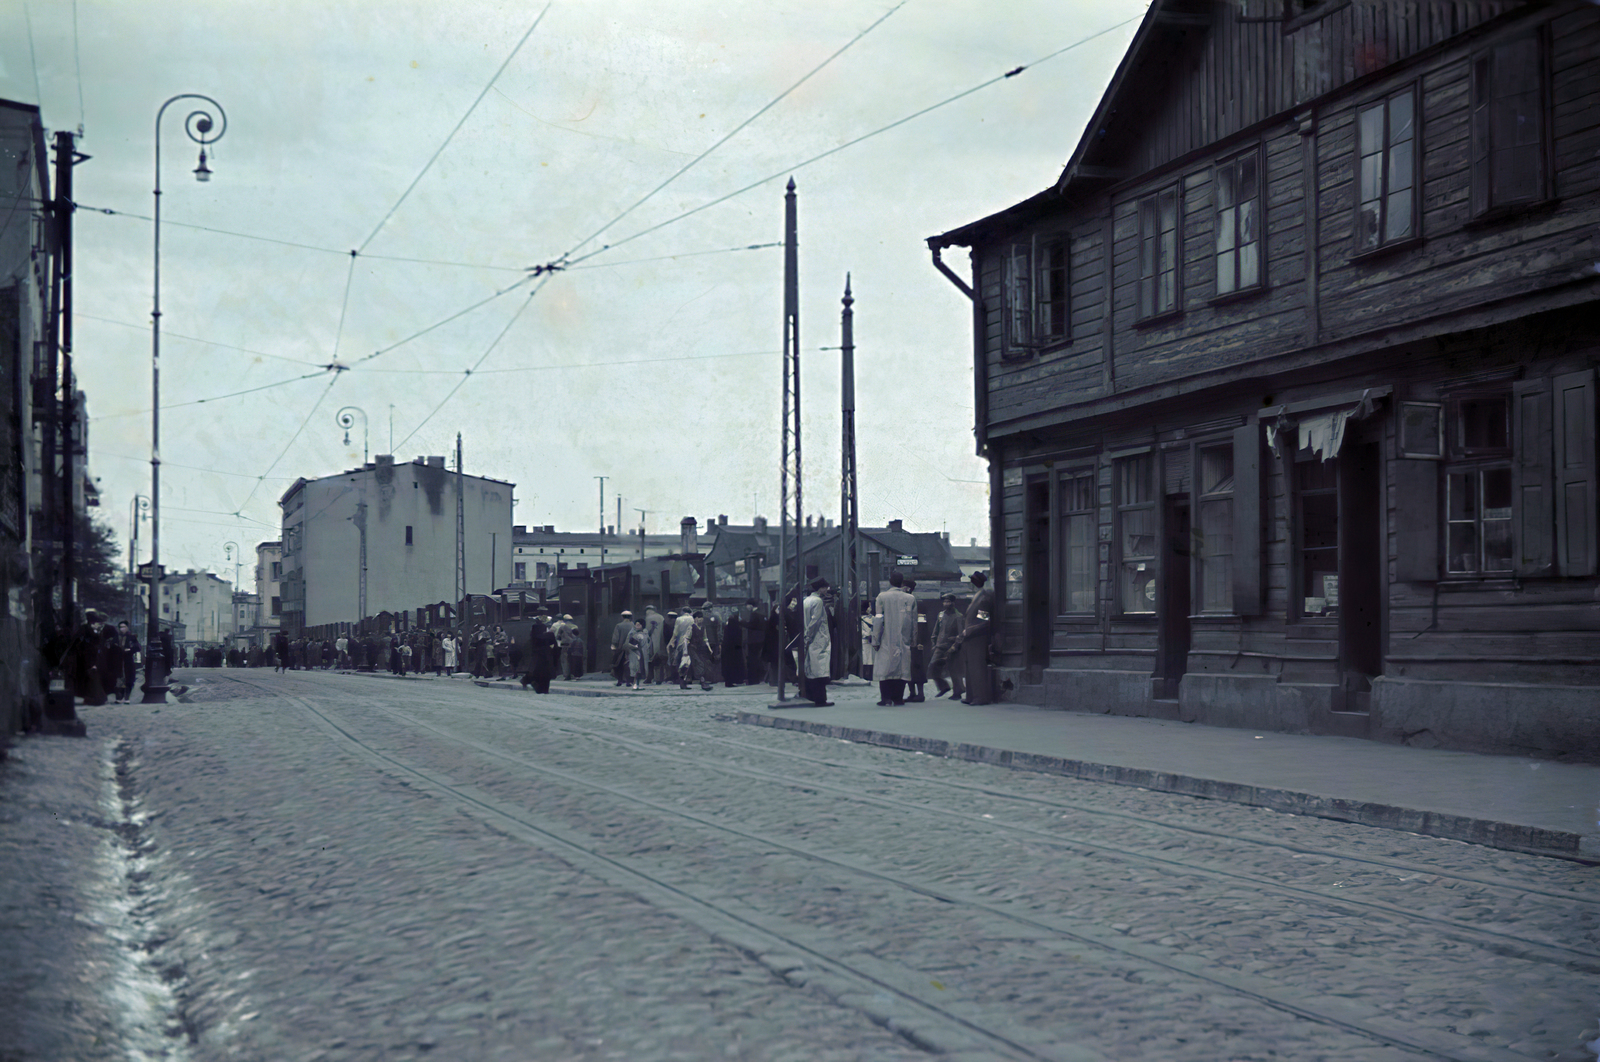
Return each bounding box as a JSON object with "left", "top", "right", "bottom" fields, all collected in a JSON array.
[
  {"left": 137, "top": 570, "right": 237, "bottom": 647},
  {"left": 279, "top": 455, "right": 513, "bottom": 629},
  {"left": 929, "top": 0, "right": 1599, "bottom": 758},
  {"left": 253, "top": 540, "right": 282, "bottom": 636}
]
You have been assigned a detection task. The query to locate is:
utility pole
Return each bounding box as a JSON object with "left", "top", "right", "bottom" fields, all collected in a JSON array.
[
  {"left": 776, "top": 177, "right": 802, "bottom": 702},
  {"left": 454, "top": 434, "right": 466, "bottom": 627},
  {"left": 594, "top": 476, "right": 606, "bottom": 536},
  {"left": 50, "top": 131, "right": 81, "bottom": 639},
  {"left": 839, "top": 274, "right": 860, "bottom": 677},
  {"left": 353, "top": 501, "right": 368, "bottom": 622}
]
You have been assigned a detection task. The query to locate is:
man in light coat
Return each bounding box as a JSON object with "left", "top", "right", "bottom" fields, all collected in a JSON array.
[
  {"left": 801, "top": 577, "right": 834, "bottom": 706},
  {"left": 870, "top": 570, "right": 918, "bottom": 706}
]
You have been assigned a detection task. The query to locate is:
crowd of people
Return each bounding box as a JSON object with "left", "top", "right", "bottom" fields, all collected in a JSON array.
[{"left": 60, "top": 571, "right": 997, "bottom": 709}]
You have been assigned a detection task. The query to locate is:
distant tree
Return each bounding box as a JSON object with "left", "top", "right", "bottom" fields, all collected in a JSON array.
[{"left": 73, "top": 510, "right": 127, "bottom": 621}]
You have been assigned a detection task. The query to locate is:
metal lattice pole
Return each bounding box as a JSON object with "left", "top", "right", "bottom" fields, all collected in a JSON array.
[
  {"left": 777, "top": 178, "right": 801, "bottom": 701},
  {"left": 839, "top": 275, "right": 859, "bottom": 677}
]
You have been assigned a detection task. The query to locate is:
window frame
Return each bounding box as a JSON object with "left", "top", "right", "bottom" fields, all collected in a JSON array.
[
  {"left": 1056, "top": 466, "right": 1098, "bottom": 617},
  {"left": 1212, "top": 146, "right": 1265, "bottom": 299},
  {"left": 1136, "top": 184, "right": 1183, "bottom": 322},
  {"left": 1193, "top": 440, "right": 1236, "bottom": 615},
  {"left": 1113, "top": 451, "right": 1158, "bottom": 616},
  {"left": 1001, "top": 233, "right": 1071, "bottom": 358},
  {"left": 1292, "top": 452, "right": 1340, "bottom": 622},
  {"left": 1352, "top": 82, "right": 1421, "bottom": 257},
  {"left": 1443, "top": 389, "right": 1515, "bottom": 577},
  {"left": 1469, "top": 29, "right": 1552, "bottom": 220}
]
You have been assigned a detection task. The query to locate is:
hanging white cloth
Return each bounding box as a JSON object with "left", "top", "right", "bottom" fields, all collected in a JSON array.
[{"left": 1298, "top": 410, "right": 1353, "bottom": 462}]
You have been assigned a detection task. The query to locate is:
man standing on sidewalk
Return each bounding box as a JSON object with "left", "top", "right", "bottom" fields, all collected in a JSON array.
[
  {"left": 930, "top": 593, "right": 965, "bottom": 699},
  {"left": 610, "top": 611, "right": 634, "bottom": 686},
  {"left": 870, "top": 570, "right": 917, "bottom": 706},
  {"left": 801, "top": 578, "right": 834, "bottom": 706},
  {"left": 644, "top": 605, "right": 666, "bottom": 684}
]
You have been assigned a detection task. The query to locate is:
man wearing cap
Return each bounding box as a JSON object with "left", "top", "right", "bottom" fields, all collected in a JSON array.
[
  {"left": 959, "top": 571, "right": 995, "bottom": 705},
  {"left": 610, "top": 611, "right": 635, "bottom": 686},
  {"left": 801, "top": 577, "right": 834, "bottom": 706},
  {"left": 930, "top": 593, "right": 965, "bottom": 699}
]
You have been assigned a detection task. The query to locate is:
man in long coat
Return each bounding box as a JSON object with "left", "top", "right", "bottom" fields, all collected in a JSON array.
[
  {"left": 643, "top": 605, "right": 666, "bottom": 684},
  {"left": 801, "top": 578, "right": 834, "bottom": 706},
  {"left": 610, "top": 611, "right": 634, "bottom": 686},
  {"left": 870, "top": 570, "right": 917, "bottom": 706},
  {"left": 958, "top": 571, "right": 995, "bottom": 705}
]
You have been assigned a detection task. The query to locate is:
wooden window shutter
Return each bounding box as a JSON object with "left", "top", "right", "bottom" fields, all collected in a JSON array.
[
  {"left": 1392, "top": 459, "right": 1439, "bottom": 582},
  {"left": 1553, "top": 368, "right": 1597, "bottom": 577},
  {"left": 1512, "top": 377, "right": 1555, "bottom": 576},
  {"left": 1231, "top": 422, "right": 1262, "bottom": 615}
]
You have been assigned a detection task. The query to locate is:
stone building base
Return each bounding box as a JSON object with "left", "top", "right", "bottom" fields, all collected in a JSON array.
[{"left": 1023, "top": 668, "right": 1599, "bottom": 762}]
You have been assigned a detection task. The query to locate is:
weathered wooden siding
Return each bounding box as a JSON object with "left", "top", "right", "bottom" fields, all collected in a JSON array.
[{"left": 1121, "top": 2, "right": 1517, "bottom": 181}]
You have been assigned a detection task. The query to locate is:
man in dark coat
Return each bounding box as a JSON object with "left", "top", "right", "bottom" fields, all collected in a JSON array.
[
  {"left": 930, "top": 594, "right": 965, "bottom": 700},
  {"left": 958, "top": 571, "right": 995, "bottom": 705},
  {"left": 743, "top": 601, "right": 767, "bottom": 685},
  {"left": 521, "top": 621, "right": 556, "bottom": 694},
  {"left": 610, "top": 611, "right": 634, "bottom": 686},
  {"left": 70, "top": 611, "right": 113, "bottom": 706},
  {"left": 720, "top": 610, "right": 746, "bottom": 686}
]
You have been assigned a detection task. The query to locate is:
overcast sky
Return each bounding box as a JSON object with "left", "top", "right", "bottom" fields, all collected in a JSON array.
[{"left": 4, "top": 0, "right": 1144, "bottom": 585}]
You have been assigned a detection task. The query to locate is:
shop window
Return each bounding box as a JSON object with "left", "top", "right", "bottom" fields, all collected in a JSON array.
[
  {"left": 1196, "top": 444, "right": 1234, "bottom": 612},
  {"left": 1296, "top": 457, "right": 1339, "bottom": 617},
  {"left": 1470, "top": 32, "right": 1549, "bottom": 218},
  {"left": 1115, "top": 453, "right": 1156, "bottom": 613},
  {"left": 1355, "top": 85, "right": 1418, "bottom": 252},
  {"left": 1214, "top": 149, "right": 1261, "bottom": 294},
  {"left": 1058, "top": 469, "right": 1096, "bottom": 614},
  {"left": 1137, "top": 185, "right": 1182, "bottom": 320}
]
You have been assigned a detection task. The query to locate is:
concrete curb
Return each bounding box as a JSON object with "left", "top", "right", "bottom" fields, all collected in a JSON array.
[{"left": 735, "top": 712, "right": 1590, "bottom": 862}]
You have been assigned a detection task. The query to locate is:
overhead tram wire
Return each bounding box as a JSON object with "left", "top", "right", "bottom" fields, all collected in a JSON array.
[
  {"left": 88, "top": 369, "right": 336, "bottom": 421},
  {"left": 352, "top": 348, "right": 781, "bottom": 376},
  {"left": 76, "top": 312, "right": 328, "bottom": 368},
  {"left": 90, "top": 449, "right": 297, "bottom": 483},
  {"left": 355, "top": 4, "right": 550, "bottom": 256},
  {"left": 375, "top": 6, "right": 904, "bottom": 446},
  {"left": 230, "top": 373, "right": 342, "bottom": 517},
  {"left": 76, "top": 203, "right": 528, "bottom": 272},
  {"left": 562, "top": 11, "right": 1145, "bottom": 270},
  {"left": 392, "top": 275, "right": 551, "bottom": 453},
  {"left": 560, "top": 1, "right": 905, "bottom": 262}
]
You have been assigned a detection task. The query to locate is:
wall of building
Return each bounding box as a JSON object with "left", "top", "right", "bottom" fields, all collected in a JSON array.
[{"left": 284, "top": 456, "right": 512, "bottom": 628}]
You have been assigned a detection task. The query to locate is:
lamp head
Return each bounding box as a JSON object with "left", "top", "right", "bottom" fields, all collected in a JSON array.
[{"left": 193, "top": 149, "right": 212, "bottom": 182}]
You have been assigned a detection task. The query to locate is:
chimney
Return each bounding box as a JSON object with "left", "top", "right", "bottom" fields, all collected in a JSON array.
[
  {"left": 971, "top": 537, "right": 977, "bottom": 547},
  {"left": 680, "top": 516, "right": 698, "bottom": 555},
  {"left": 545, "top": 525, "right": 555, "bottom": 533},
  {"left": 805, "top": 515, "right": 812, "bottom": 529},
  {"left": 943, "top": 531, "right": 950, "bottom": 541},
  {"left": 513, "top": 525, "right": 526, "bottom": 534},
  {"left": 426, "top": 456, "right": 444, "bottom": 468},
  {"left": 888, "top": 519, "right": 903, "bottom": 532},
  {"left": 753, "top": 516, "right": 767, "bottom": 532},
  {"left": 606, "top": 525, "right": 613, "bottom": 535},
  {"left": 718, "top": 514, "right": 728, "bottom": 526},
  {"left": 375, "top": 455, "right": 394, "bottom": 469}
]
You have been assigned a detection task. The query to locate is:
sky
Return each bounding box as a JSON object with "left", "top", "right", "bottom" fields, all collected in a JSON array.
[{"left": 4, "top": 0, "right": 1145, "bottom": 587}]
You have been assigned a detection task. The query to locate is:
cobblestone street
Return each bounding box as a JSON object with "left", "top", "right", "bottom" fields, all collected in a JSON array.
[{"left": 3, "top": 669, "right": 1597, "bottom": 1061}]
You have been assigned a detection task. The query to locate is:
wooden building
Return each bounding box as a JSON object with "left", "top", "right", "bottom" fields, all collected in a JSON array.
[{"left": 928, "top": 0, "right": 1600, "bottom": 758}]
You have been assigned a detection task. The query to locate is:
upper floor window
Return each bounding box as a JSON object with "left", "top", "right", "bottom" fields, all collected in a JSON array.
[
  {"left": 1137, "top": 185, "right": 1181, "bottom": 320},
  {"left": 270, "top": 561, "right": 282, "bottom": 580},
  {"left": 1471, "top": 33, "right": 1548, "bottom": 217},
  {"left": 1356, "top": 85, "right": 1418, "bottom": 251},
  {"left": 1002, "top": 235, "right": 1070, "bottom": 356},
  {"left": 1214, "top": 150, "right": 1261, "bottom": 295}
]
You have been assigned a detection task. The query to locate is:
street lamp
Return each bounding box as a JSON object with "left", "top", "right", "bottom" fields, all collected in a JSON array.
[
  {"left": 144, "top": 94, "right": 227, "bottom": 704},
  {"left": 336, "top": 406, "right": 369, "bottom": 464}
]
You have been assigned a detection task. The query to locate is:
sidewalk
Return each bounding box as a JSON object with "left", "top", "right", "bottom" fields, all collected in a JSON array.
[{"left": 737, "top": 688, "right": 1600, "bottom": 861}]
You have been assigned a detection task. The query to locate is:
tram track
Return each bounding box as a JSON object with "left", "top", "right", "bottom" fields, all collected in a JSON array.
[
  {"left": 221, "top": 673, "right": 1573, "bottom": 1062},
  {"left": 378, "top": 692, "right": 1600, "bottom": 975}
]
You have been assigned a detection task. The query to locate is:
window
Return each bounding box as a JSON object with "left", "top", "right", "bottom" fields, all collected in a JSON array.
[
  {"left": 1037, "top": 239, "right": 1069, "bottom": 342},
  {"left": 1296, "top": 458, "right": 1339, "bottom": 617},
  {"left": 1115, "top": 453, "right": 1156, "bottom": 613},
  {"left": 1356, "top": 86, "right": 1418, "bottom": 251},
  {"left": 1137, "top": 185, "right": 1181, "bottom": 319},
  {"left": 1471, "top": 33, "right": 1548, "bottom": 216},
  {"left": 1196, "top": 445, "right": 1234, "bottom": 612},
  {"left": 1446, "top": 393, "right": 1512, "bottom": 575},
  {"left": 536, "top": 562, "right": 550, "bottom": 581},
  {"left": 1399, "top": 402, "right": 1443, "bottom": 458},
  {"left": 514, "top": 562, "right": 527, "bottom": 582},
  {"left": 1058, "top": 470, "right": 1096, "bottom": 614},
  {"left": 270, "top": 561, "right": 282, "bottom": 580},
  {"left": 405, "top": 525, "right": 413, "bottom": 546},
  {"left": 1002, "top": 236, "right": 1070, "bottom": 355},
  {"left": 1214, "top": 150, "right": 1261, "bottom": 294}
]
